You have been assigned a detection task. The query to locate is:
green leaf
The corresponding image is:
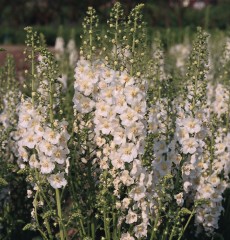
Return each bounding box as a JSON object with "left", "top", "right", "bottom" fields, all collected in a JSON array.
[
  {"left": 23, "top": 223, "right": 35, "bottom": 231},
  {"left": 0, "top": 177, "right": 8, "bottom": 186}
]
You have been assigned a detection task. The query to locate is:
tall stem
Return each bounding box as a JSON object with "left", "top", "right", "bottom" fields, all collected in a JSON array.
[
  {"left": 31, "top": 33, "right": 35, "bottom": 106},
  {"left": 178, "top": 209, "right": 195, "bottom": 240},
  {"left": 150, "top": 201, "right": 162, "bottom": 240},
  {"left": 191, "top": 47, "right": 201, "bottom": 112},
  {"left": 56, "top": 188, "right": 65, "bottom": 240},
  {"left": 130, "top": 14, "right": 137, "bottom": 77},
  {"left": 49, "top": 78, "right": 54, "bottom": 127}
]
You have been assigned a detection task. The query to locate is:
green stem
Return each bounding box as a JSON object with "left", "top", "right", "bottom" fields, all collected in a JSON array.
[
  {"left": 169, "top": 228, "right": 175, "bottom": 240},
  {"left": 161, "top": 225, "right": 168, "bottom": 240},
  {"left": 113, "top": 9, "right": 119, "bottom": 70},
  {"left": 79, "top": 218, "right": 86, "bottom": 237},
  {"left": 34, "top": 191, "right": 48, "bottom": 239},
  {"left": 169, "top": 211, "right": 180, "bottom": 240},
  {"left": 150, "top": 201, "right": 162, "bottom": 240},
  {"left": 31, "top": 33, "right": 35, "bottom": 106},
  {"left": 89, "top": 10, "right": 93, "bottom": 62},
  {"left": 55, "top": 188, "right": 65, "bottom": 240},
  {"left": 178, "top": 209, "right": 195, "bottom": 240},
  {"left": 49, "top": 78, "right": 54, "bottom": 127},
  {"left": 35, "top": 170, "right": 52, "bottom": 210},
  {"left": 91, "top": 220, "right": 95, "bottom": 240},
  {"left": 103, "top": 211, "right": 108, "bottom": 240},
  {"left": 44, "top": 218, "right": 53, "bottom": 240},
  {"left": 191, "top": 47, "right": 201, "bottom": 113},
  {"left": 130, "top": 14, "right": 137, "bottom": 76}
]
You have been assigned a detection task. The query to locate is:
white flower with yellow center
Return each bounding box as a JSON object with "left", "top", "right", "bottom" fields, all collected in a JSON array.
[
  {"left": 112, "top": 127, "right": 126, "bottom": 145},
  {"left": 174, "top": 192, "right": 184, "bottom": 206},
  {"left": 125, "top": 209, "right": 138, "bottom": 224},
  {"left": 129, "top": 185, "right": 146, "bottom": 201},
  {"left": 29, "top": 154, "right": 40, "bottom": 168},
  {"left": 114, "top": 94, "right": 128, "bottom": 114},
  {"left": 134, "top": 222, "right": 147, "bottom": 238},
  {"left": 38, "top": 140, "right": 56, "bottom": 156},
  {"left": 40, "top": 157, "right": 55, "bottom": 174},
  {"left": 19, "top": 113, "right": 32, "bottom": 128},
  {"left": 124, "top": 86, "right": 143, "bottom": 105},
  {"left": 119, "top": 143, "right": 138, "bottom": 163},
  {"left": 120, "top": 107, "right": 138, "bottom": 127},
  {"left": 95, "top": 101, "right": 111, "bottom": 117},
  {"left": 182, "top": 117, "right": 201, "bottom": 134},
  {"left": 43, "top": 127, "right": 60, "bottom": 145},
  {"left": 176, "top": 127, "right": 189, "bottom": 142},
  {"left": 53, "top": 147, "right": 69, "bottom": 164},
  {"left": 120, "top": 232, "right": 135, "bottom": 240},
  {"left": 120, "top": 170, "right": 134, "bottom": 186},
  {"left": 22, "top": 133, "right": 39, "bottom": 149},
  {"left": 120, "top": 72, "right": 134, "bottom": 86},
  {"left": 73, "top": 92, "right": 95, "bottom": 113},
  {"left": 125, "top": 121, "right": 145, "bottom": 142},
  {"left": 181, "top": 137, "right": 198, "bottom": 154},
  {"left": 48, "top": 172, "right": 67, "bottom": 189}
]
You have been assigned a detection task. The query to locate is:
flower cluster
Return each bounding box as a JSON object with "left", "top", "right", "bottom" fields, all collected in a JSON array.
[{"left": 16, "top": 98, "right": 69, "bottom": 188}]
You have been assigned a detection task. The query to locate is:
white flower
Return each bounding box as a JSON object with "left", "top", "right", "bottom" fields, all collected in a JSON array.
[
  {"left": 181, "top": 138, "right": 198, "bottom": 154},
  {"left": 156, "top": 160, "right": 172, "bottom": 177},
  {"left": 40, "top": 157, "right": 55, "bottom": 174},
  {"left": 132, "top": 101, "right": 146, "bottom": 118},
  {"left": 48, "top": 172, "right": 67, "bottom": 189},
  {"left": 124, "top": 86, "right": 143, "bottom": 105},
  {"left": 77, "top": 77, "right": 95, "bottom": 96},
  {"left": 27, "top": 190, "right": 33, "bottom": 198},
  {"left": 94, "top": 117, "right": 118, "bottom": 135},
  {"left": 125, "top": 209, "right": 138, "bottom": 224},
  {"left": 114, "top": 94, "right": 128, "bottom": 114},
  {"left": 18, "top": 113, "right": 32, "bottom": 128},
  {"left": 18, "top": 147, "right": 29, "bottom": 161},
  {"left": 101, "top": 68, "right": 117, "bottom": 84},
  {"left": 34, "top": 124, "right": 45, "bottom": 137},
  {"left": 95, "top": 101, "right": 111, "bottom": 117},
  {"left": 197, "top": 183, "right": 214, "bottom": 199},
  {"left": 215, "top": 142, "right": 227, "bottom": 155},
  {"left": 174, "top": 192, "right": 184, "bottom": 206},
  {"left": 182, "top": 117, "right": 201, "bottom": 134},
  {"left": 112, "top": 127, "right": 126, "bottom": 145},
  {"left": 53, "top": 147, "right": 69, "bottom": 164},
  {"left": 120, "top": 232, "right": 135, "bottom": 240},
  {"left": 125, "top": 121, "right": 145, "bottom": 142},
  {"left": 38, "top": 140, "right": 56, "bottom": 156},
  {"left": 119, "top": 143, "right": 138, "bottom": 163},
  {"left": 129, "top": 185, "right": 146, "bottom": 201},
  {"left": 99, "top": 86, "right": 115, "bottom": 105},
  {"left": 43, "top": 127, "right": 60, "bottom": 145},
  {"left": 134, "top": 222, "right": 147, "bottom": 238},
  {"left": 154, "top": 140, "right": 167, "bottom": 155},
  {"left": 176, "top": 127, "right": 189, "bottom": 142},
  {"left": 183, "top": 181, "right": 192, "bottom": 193},
  {"left": 122, "top": 198, "right": 131, "bottom": 209},
  {"left": 54, "top": 36, "right": 64, "bottom": 60},
  {"left": 120, "top": 170, "right": 134, "bottom": 186},
  {"left": 120, "top": 72, "right": 134, "bottom": 86},
  {"left": 21, "top": 133, "right": 39, "bottom": 149},
  {"left": 29, "top": 154, "right": 40, "bottom": 168},
  {"left": 73, "top": 92, "right": 95, "bottom": 113},
  {"left": 120, "top": 107, "right": 138, "bottom": 127},
  {"left": 110, "top": 152, "right": 125, "bottom": 170}
]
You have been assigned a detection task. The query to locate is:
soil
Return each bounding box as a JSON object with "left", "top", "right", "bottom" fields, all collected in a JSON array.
[
  {"left": 0, "top": 45, "right": 54, "bottom": 73},
  {"left": 0, "top": 45, "right": 26, "bottom": 72}
]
